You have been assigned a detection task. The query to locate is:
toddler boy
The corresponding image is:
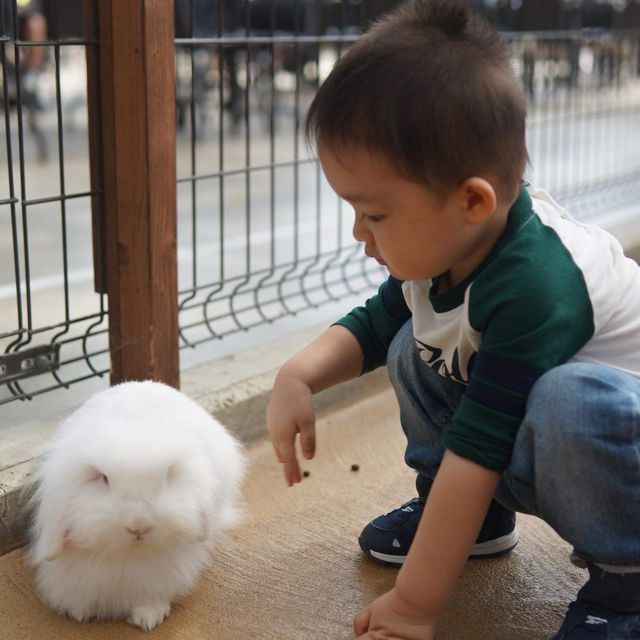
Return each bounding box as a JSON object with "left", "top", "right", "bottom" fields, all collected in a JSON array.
[{"left": 266, "top": 1, "right": 640, "bottom": 638}]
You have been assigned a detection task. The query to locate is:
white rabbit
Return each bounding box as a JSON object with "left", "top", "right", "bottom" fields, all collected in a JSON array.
[{"left": 26, "top": 380, "right": 246, "bottom": 631}]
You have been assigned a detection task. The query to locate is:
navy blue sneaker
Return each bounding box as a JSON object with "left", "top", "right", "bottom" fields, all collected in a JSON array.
[
  {"left": 358, "top": 474, "right": 518, "bottom": 566},
  {"left": 554, "top": 564, "right": 640, "bottom": 639}
]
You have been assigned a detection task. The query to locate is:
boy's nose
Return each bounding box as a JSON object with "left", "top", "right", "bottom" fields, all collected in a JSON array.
[{"left": 352, "top": 215, "right": 367, "bottom": 242}]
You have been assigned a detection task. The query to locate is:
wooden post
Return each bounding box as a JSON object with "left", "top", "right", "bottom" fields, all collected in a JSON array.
[
  {"left": 95, "top": 0, "right": 179, "bottom": 387},
  {"left": 85, "top": 0, "right": 106, "bottom": 296}
]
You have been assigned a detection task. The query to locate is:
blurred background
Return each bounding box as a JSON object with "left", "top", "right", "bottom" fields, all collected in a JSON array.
[{"left": 1, "top": 0, "right": 639, "bottom": 423}]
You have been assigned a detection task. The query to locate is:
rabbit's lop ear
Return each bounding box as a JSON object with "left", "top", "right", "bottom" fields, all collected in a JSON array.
[
  {"left": 36, "top": 524, "right": 67, "bottom": 562},
  {"left": 33, "top": 505, "right": 69, "bottom": 562}
]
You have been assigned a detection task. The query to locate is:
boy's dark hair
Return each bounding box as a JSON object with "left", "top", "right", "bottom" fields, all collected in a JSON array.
[{"left": 306, "top": 0, "right": 528, "bottom": 204}]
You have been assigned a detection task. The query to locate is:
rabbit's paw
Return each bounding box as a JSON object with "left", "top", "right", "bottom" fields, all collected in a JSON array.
[
  {"left": 64, "top": 605, "right": 93, "bottom": 623},
  {"left": 128, "top": 602, "right": 171, "bottom": 631}
]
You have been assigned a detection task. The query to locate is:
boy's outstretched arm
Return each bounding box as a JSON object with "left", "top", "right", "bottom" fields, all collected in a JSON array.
[
  {"left": 354, "top": 450, "right": 500, "bottom": 639},
  {"left": 267, "top": 324, "right": 364, "bottom": 485}
]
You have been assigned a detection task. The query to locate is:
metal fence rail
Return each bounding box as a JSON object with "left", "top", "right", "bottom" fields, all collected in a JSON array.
[{"left": 1, "top": 0, "right": 639, "bottom": 406}]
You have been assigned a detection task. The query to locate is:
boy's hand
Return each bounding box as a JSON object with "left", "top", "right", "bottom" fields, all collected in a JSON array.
[
  {"left": 354, "top": 587, "right": 437, "bottom": 640},
  {"left": 266, "top": 325, "right": 364, "bottom": 485},
  {"left": 266, "top": 374, "right": 316, "bottom": 486},
  {"left": 354, "top": 452, "right": 501, "bottom": 639}
]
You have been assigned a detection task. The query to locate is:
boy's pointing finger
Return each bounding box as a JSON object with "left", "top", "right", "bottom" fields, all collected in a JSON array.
[
  {"left": 271, "top": 441, "right": 284, "bottom": 463},
  {"left": 283, "top": 457, "right": 302, "bottom": 486},
  {"left": 279, "top": 439, "right": 302, "bottom": 485}
]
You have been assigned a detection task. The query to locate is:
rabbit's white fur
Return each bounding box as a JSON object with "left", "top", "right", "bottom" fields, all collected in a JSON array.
[{"left": 27, "top": 381, "right": 245, "bottom": 631}]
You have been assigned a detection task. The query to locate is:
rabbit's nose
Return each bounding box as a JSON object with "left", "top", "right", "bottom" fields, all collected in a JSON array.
[{"left": 125, "top": 519, "right": 153, "bottom": 537}]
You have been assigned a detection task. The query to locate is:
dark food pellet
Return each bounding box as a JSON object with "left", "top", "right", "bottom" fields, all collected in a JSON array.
[
  {"left": 303, "top": 470, "right": 311, "bottom": 477},
  {"left": 351, "top": 464, "right": 360, "bottom": 472}
]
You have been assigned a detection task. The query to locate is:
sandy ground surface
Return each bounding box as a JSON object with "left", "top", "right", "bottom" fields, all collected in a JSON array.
[{"left": 0, "top": 387, "right": 587, "bottom": 639}]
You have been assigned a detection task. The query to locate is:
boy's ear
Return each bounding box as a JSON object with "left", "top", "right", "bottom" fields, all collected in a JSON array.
[{"left": 458, "top": 177, "right": 497, "bottom": 224}]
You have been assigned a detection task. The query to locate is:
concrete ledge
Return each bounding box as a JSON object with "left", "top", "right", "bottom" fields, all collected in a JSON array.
[{"left": 0, "top": 323, "right": 390, "bottom": 556}]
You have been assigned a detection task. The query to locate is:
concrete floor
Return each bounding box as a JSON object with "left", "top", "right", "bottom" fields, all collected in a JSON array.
[{"left": 0, "top": 387, "right": 587, "bottom": 639}]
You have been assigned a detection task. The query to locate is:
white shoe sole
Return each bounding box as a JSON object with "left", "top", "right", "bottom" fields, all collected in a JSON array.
[
  {"left": 469, "top": 529, "right": 519, "bottom": 558},
  {"left": 368, "top": 528, "right": 519, "bottom": 566}
]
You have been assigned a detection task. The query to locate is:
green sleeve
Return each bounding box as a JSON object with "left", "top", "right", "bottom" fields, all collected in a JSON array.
[
  {"left": 442, "top": 222, "right": 595, "bottom": 470},
  {"left": 334, "top": 276, "right": 411, "bottom": 374}
]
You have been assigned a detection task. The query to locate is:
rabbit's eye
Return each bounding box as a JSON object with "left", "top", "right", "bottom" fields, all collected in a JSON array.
[
  {"left": 86, "top": 468, "right": 109, "bottom": 486},
  {"left": 89, "top": 471, "right": 109, "bottom": 485}
]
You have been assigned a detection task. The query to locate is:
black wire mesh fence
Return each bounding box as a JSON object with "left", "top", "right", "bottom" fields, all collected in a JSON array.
[
  {"left": 173, "top": 5, "right": 640, "bottom": 353},
  {"left": 1, "top": 0, "right": 640, "bottom": 405},
  {"left": 174, "top": 0, "right": 382, "bottom": 351},
  {"left": 0, "top": 0, "right": 107, "bottom": 405},
  {"left": 515, "top": 29, "right": 640, "bottom": 222}
]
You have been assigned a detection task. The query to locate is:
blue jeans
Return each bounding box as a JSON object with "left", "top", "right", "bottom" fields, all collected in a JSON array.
[{"left": 387, "top": 320, "right": 640, "bottom": 569}]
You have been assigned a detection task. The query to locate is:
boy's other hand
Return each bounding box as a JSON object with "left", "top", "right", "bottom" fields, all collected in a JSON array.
[
  {"left": 267, "top": 374, "right": 316, "bottom": 486},
  {"left": 354, "top": 587, "right": 437, "bottom": 640}
]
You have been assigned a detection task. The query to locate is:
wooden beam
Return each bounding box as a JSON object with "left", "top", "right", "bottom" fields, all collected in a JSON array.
[
  {"left": 96, "top": 0, "right": 179, "bottom": 387},
  {"left": 85, "top": 0, "right": 106, "bottom": 296}
]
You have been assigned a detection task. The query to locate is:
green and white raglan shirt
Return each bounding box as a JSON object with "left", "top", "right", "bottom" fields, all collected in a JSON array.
[{"left": 336, "top": 186, "right": 640, "bottom": 471}]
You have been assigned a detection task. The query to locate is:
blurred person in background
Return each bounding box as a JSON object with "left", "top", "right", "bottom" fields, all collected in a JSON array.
[{"left": 17, "top": 0, "right": 47, "bottom": 74}]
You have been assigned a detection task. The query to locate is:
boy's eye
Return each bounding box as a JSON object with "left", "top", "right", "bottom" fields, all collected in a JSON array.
[{"left": 362, "top": 213, "right": 386, "bottom": 223}]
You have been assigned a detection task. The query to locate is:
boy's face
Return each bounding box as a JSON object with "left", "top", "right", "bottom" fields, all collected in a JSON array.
[{"left": 318, "top": 143, "right": 496, "bottom": 286}]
